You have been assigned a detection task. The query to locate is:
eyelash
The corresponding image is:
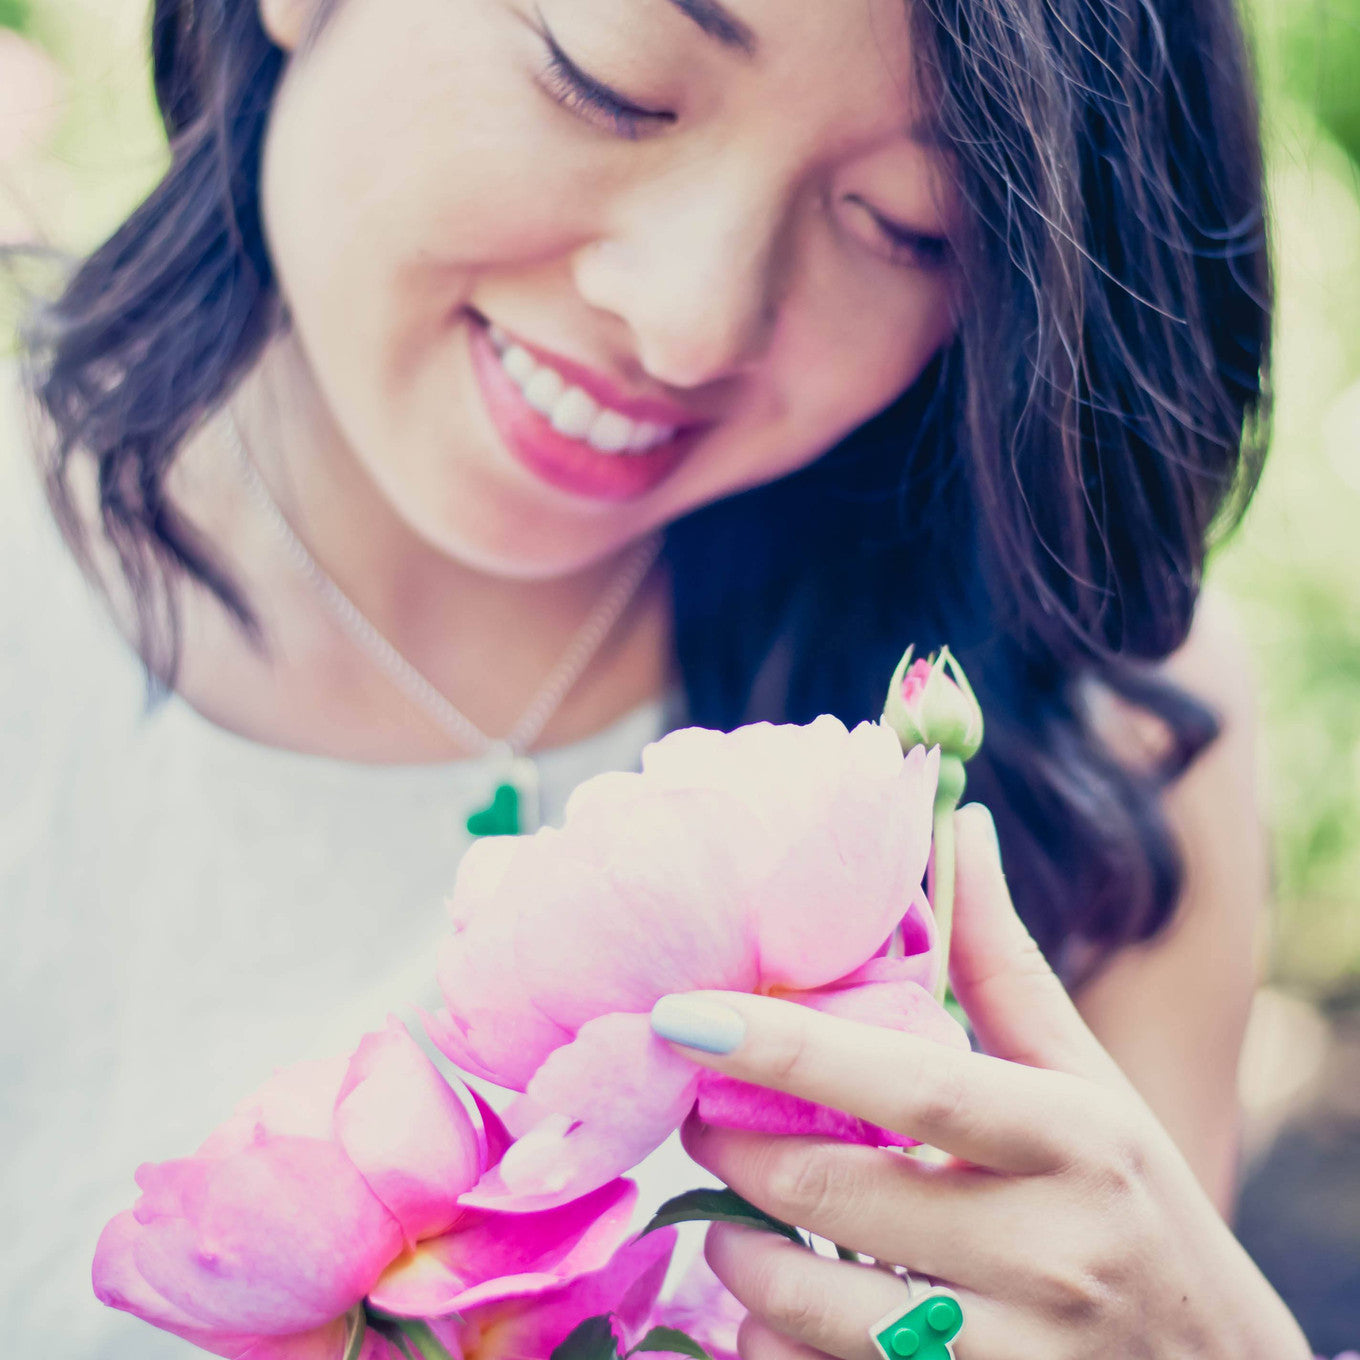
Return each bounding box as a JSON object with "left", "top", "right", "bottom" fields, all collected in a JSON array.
[
  {"left": 878, "top": 223, "right": 952, "bottom": 272},
  {"left": 537, "top": 27, "right": 673, "bottom": 141}
]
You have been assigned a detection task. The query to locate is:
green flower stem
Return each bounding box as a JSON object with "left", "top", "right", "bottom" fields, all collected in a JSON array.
[{"left": 929, "top": 754, "right": 968, "bottom": 1007}]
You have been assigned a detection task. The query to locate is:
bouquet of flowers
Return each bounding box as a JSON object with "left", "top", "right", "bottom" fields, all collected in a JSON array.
[{"left": 92, "top": 649, "right": 984, "bottom": 1360}]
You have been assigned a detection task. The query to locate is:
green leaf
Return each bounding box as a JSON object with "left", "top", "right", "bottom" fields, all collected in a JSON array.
[
  {"left": 342, "top": 1309, "right": 368, "bottom": 1360},
  {"left": 639, "top": 1187, "right": 807, "bottom": 1247},
  {"left": 628, "top": 1325, "right": 713, "bottom": 1359},
  {"left": 550, "top": 1314, "right": 623, "bottom": 1360},
  {"left": 0, "top": 0, "right": 31, "bottom": 35}
]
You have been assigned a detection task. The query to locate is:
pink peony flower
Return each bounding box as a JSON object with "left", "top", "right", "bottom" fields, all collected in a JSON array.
[
  {"left": 93, "top": 1021, "right": 638, "bottom": 1359},
  {"left": 423, "top": 1230, "right": 675, "bottom": 1360},
  {"left": 430, "top": 717, "right": 969, "bottom": 1212}
]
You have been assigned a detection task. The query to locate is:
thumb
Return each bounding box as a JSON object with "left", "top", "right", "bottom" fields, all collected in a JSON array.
[{"left": 950, "top": 803, "right": 1124, "bottom": 1086}]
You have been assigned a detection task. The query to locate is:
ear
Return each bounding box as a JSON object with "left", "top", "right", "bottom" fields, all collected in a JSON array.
[{"left": 257, "top": 0, "right": 312, "bottom": 51}]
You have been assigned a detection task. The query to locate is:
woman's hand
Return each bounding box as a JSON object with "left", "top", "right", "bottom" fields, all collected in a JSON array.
[{"left": 653, "top": 805, "right": 1311, "bottom": 1360}]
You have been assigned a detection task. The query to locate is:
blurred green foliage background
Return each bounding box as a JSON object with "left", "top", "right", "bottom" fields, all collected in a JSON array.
[{"left": 2, "top": 0, "right": 1357, "bottom": 995}]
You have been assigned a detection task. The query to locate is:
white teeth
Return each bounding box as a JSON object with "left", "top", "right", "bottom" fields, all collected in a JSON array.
[
  {"left": 501, "top": 344, "right": 536, "bottom": 385},
  {"left": 522, "top": 366, "right": 565, "bottom": 416},
  {"left": 587, "top": 409, "right": 635, "bottom": 453},
  {"left": 550, "top": 387, "right": 600, "bottom": 439},
  {"left": 630, "top": 420, "right": 675, "bottom": 452},
  {"left": 492, "top": 332, "right": 684, "bottom": 456}
]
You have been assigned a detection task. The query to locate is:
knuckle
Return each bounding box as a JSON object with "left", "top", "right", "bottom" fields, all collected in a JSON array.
[
  {"left": 910, "top": 1056, "right": 970, "bottom": 1135},
  {"left": 760, "top": 1010, "right": 812, "bottom": 1088},
  {"left": 1083, "top": 1110, "right": 1154, "bottom": 1199},
  {"left": 759, "top": 1267, "right": 831, "bottom": 1341},
  {"left": 765, "top": 1145, "right": 841, "bottom": 1225},
  {"left": 1037, "top": 1251, "right": 1123, "bottom": 1326}
]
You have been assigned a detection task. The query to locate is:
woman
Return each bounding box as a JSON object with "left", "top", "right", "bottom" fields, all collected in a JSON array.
[{"left": 1, "top": 0, "right": 1311, "bottom": 1353}]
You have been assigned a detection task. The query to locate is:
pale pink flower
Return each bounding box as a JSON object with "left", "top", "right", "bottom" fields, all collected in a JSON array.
[
  {"left": 93, "top": 1021, "right": 637, "bottom": 1359},
  {"left": 431, "top": 717, "right": 969, "bottom": 1211}
]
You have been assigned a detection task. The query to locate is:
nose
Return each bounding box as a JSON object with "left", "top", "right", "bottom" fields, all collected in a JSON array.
[{"left": 572, "top": 168, "right": 788, "bottom": 391}]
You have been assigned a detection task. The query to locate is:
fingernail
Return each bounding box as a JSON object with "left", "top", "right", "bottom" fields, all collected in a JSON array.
[{"left": 650, "top": 995, "right": 747, "bottom": 1055}]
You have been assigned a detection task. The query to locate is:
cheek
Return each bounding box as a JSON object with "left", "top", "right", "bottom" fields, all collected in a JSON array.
[
  {"left": 260, "top": 0, "right": 598, "bottom": 407},
  {"left": 758, "top": 268, "right": 955, "bottom": 475}
]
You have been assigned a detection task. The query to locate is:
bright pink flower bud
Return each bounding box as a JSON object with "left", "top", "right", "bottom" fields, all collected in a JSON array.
[{"left": 883, "top": 647, "right": 984, "bottom": 764}]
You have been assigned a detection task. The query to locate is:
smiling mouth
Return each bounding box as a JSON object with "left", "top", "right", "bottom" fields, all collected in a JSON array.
[
  {"left": 468, "top": 316, "right": 707, "bottom": 504},
  {"left": 487, "top": 326, "right": 684, "bottom": 457}
]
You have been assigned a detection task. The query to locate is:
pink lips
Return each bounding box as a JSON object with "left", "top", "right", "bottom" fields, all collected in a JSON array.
[{"left": 469, "top": 321, "right": 705, "bottom": 504}]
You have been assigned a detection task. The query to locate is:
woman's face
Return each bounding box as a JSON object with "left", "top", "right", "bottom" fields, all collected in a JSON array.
[{"left": 260, "top": 0, "right": 958, "bottom": 578}]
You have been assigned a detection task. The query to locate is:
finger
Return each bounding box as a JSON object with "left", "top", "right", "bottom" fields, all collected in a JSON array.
[
  {"left": 652, "top": 991, "right": 1086, "bottom": 1172},
  {"left": 705, "top": 1222, "right": 908, "bottom": 1360},
  {"left": 707, "top": 1223, "right": 1022, "bottom": 1360},
  {"left": 737, "top": 1315, "right": 837, "bottom": 1360},
  {"left": 682, "top": 1123, "right": 1039, "bottom": 1289},
  {"left": 951, "top": 804, "right": 1125, "bottom": 1087}
]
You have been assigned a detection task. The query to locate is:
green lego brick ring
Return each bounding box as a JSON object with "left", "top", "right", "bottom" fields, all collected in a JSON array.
[{"left": 869, "top": 1287, "right": 965, "bottom": 1360}]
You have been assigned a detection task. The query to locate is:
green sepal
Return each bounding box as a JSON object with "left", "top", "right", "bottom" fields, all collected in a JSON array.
[
  {"left": 639, "top": 1187, "right": 807, "bottom": 1247},
  {"left": 365, "top": 1310, "right": 459, "bottom": 1360},
  {"left": 551, "top": 1314, "right": 623, "bottom": 1360},
  {"left": 391, "top": 1320, "right": 458, "bottom": 1360},
  {"left": 342, "top": 1308, "right": 368, "bottom": 1360}
]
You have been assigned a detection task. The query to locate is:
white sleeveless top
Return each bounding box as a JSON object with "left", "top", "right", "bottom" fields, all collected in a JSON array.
[{"left": 0, "top": 389, "right": 705, "bottom": 1355}]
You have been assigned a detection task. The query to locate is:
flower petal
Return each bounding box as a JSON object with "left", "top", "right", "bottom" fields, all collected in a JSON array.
[
  {"left": 200, "top": 1056, "right": 352, "bottom": 1160},
  {"left": 801, "top": 972, "right": 967, "bottom": 1045},
  {"left": 92, "top": 1211, "right": 263, "bottom": 1357},
  {"left": 695, "top": 1073, "right": 904, "bottom": 1145},
  {"left": 126, "top": 1138, "right": 403, "bottom": 1335},
  {"left": 652, "top": 1254, "right": 745, "bottom": 1360},
  {"left": 456, "top": 1230, "right": 676, "bottom": 1360},
  {"left": 750, "top": 737, "right": 939, "bottom": 992},
  {"left": 697, "top": 977, "right": 968, "bottom": 1146},
  {"left": 459, "top": 1014, "right": 701, "bottom": 1211},
  {"left": 506, "top": 785, "right": 762, "bottom": 1032},
  {"left": 368, "top": 1179, "right": 636, "bottom": 1316},
  {"left": 334, "top": 1020, "right": 484, "bottom": 1244},
  {"left": 238, "top": 1320, "right": 389, "bottom": 1360}
]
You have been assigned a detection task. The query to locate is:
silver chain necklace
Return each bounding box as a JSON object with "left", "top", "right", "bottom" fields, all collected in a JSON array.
[{"left": 225, "top": 411, "right": 663, "bottom": 836}]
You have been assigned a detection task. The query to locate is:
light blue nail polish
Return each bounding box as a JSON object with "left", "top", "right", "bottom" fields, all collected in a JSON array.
[{"left": 650, "top": 996, "right": 747, "bottom": 1055}]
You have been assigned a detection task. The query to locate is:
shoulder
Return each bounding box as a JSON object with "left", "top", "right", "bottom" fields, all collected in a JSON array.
[
  {"left": 1077, "top": 592, "right": 1267, "bottom": 1202},
  {"left": 1161, "top": 589, "right": 1258, "bottom": 740},
  {"left": 1086, "top": 589, "right": 1258, "bottom": 787},
  {"left": 1090, "top": 589, "right": 1265, "bottom": 893}
]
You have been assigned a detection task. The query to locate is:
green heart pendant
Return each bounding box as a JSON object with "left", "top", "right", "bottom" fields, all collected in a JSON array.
[
  {"left": 466, "top": 783, "right": 521, "bottom": 837},
  {"left": 466, "top": 755, "right": 541, "bottom": 838}
]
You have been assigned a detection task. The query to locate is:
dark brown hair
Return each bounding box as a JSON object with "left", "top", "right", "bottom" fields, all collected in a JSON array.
[{"left": 23, "top": 0, "right": 1270, "bottom": 971}]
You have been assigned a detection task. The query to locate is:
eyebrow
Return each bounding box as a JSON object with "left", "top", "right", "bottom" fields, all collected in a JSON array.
[{"left": 663, "top": 0, "right": 759, "bottom": 55}]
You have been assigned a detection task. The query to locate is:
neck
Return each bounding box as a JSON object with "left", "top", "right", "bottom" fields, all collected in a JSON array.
[{"left": 167, "top": 335, "right": 673, "bottom": 762}]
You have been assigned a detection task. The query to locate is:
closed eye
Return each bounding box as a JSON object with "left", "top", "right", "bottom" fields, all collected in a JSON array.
[
  {"left": 880, "top": 221, "right": 951, "bottom": 269},
  {"left": 854, "top": 198, "right": 952, "bottom": 271},
  {"left": 536, "top": 19, "right": 675, "bottom": 141}
]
